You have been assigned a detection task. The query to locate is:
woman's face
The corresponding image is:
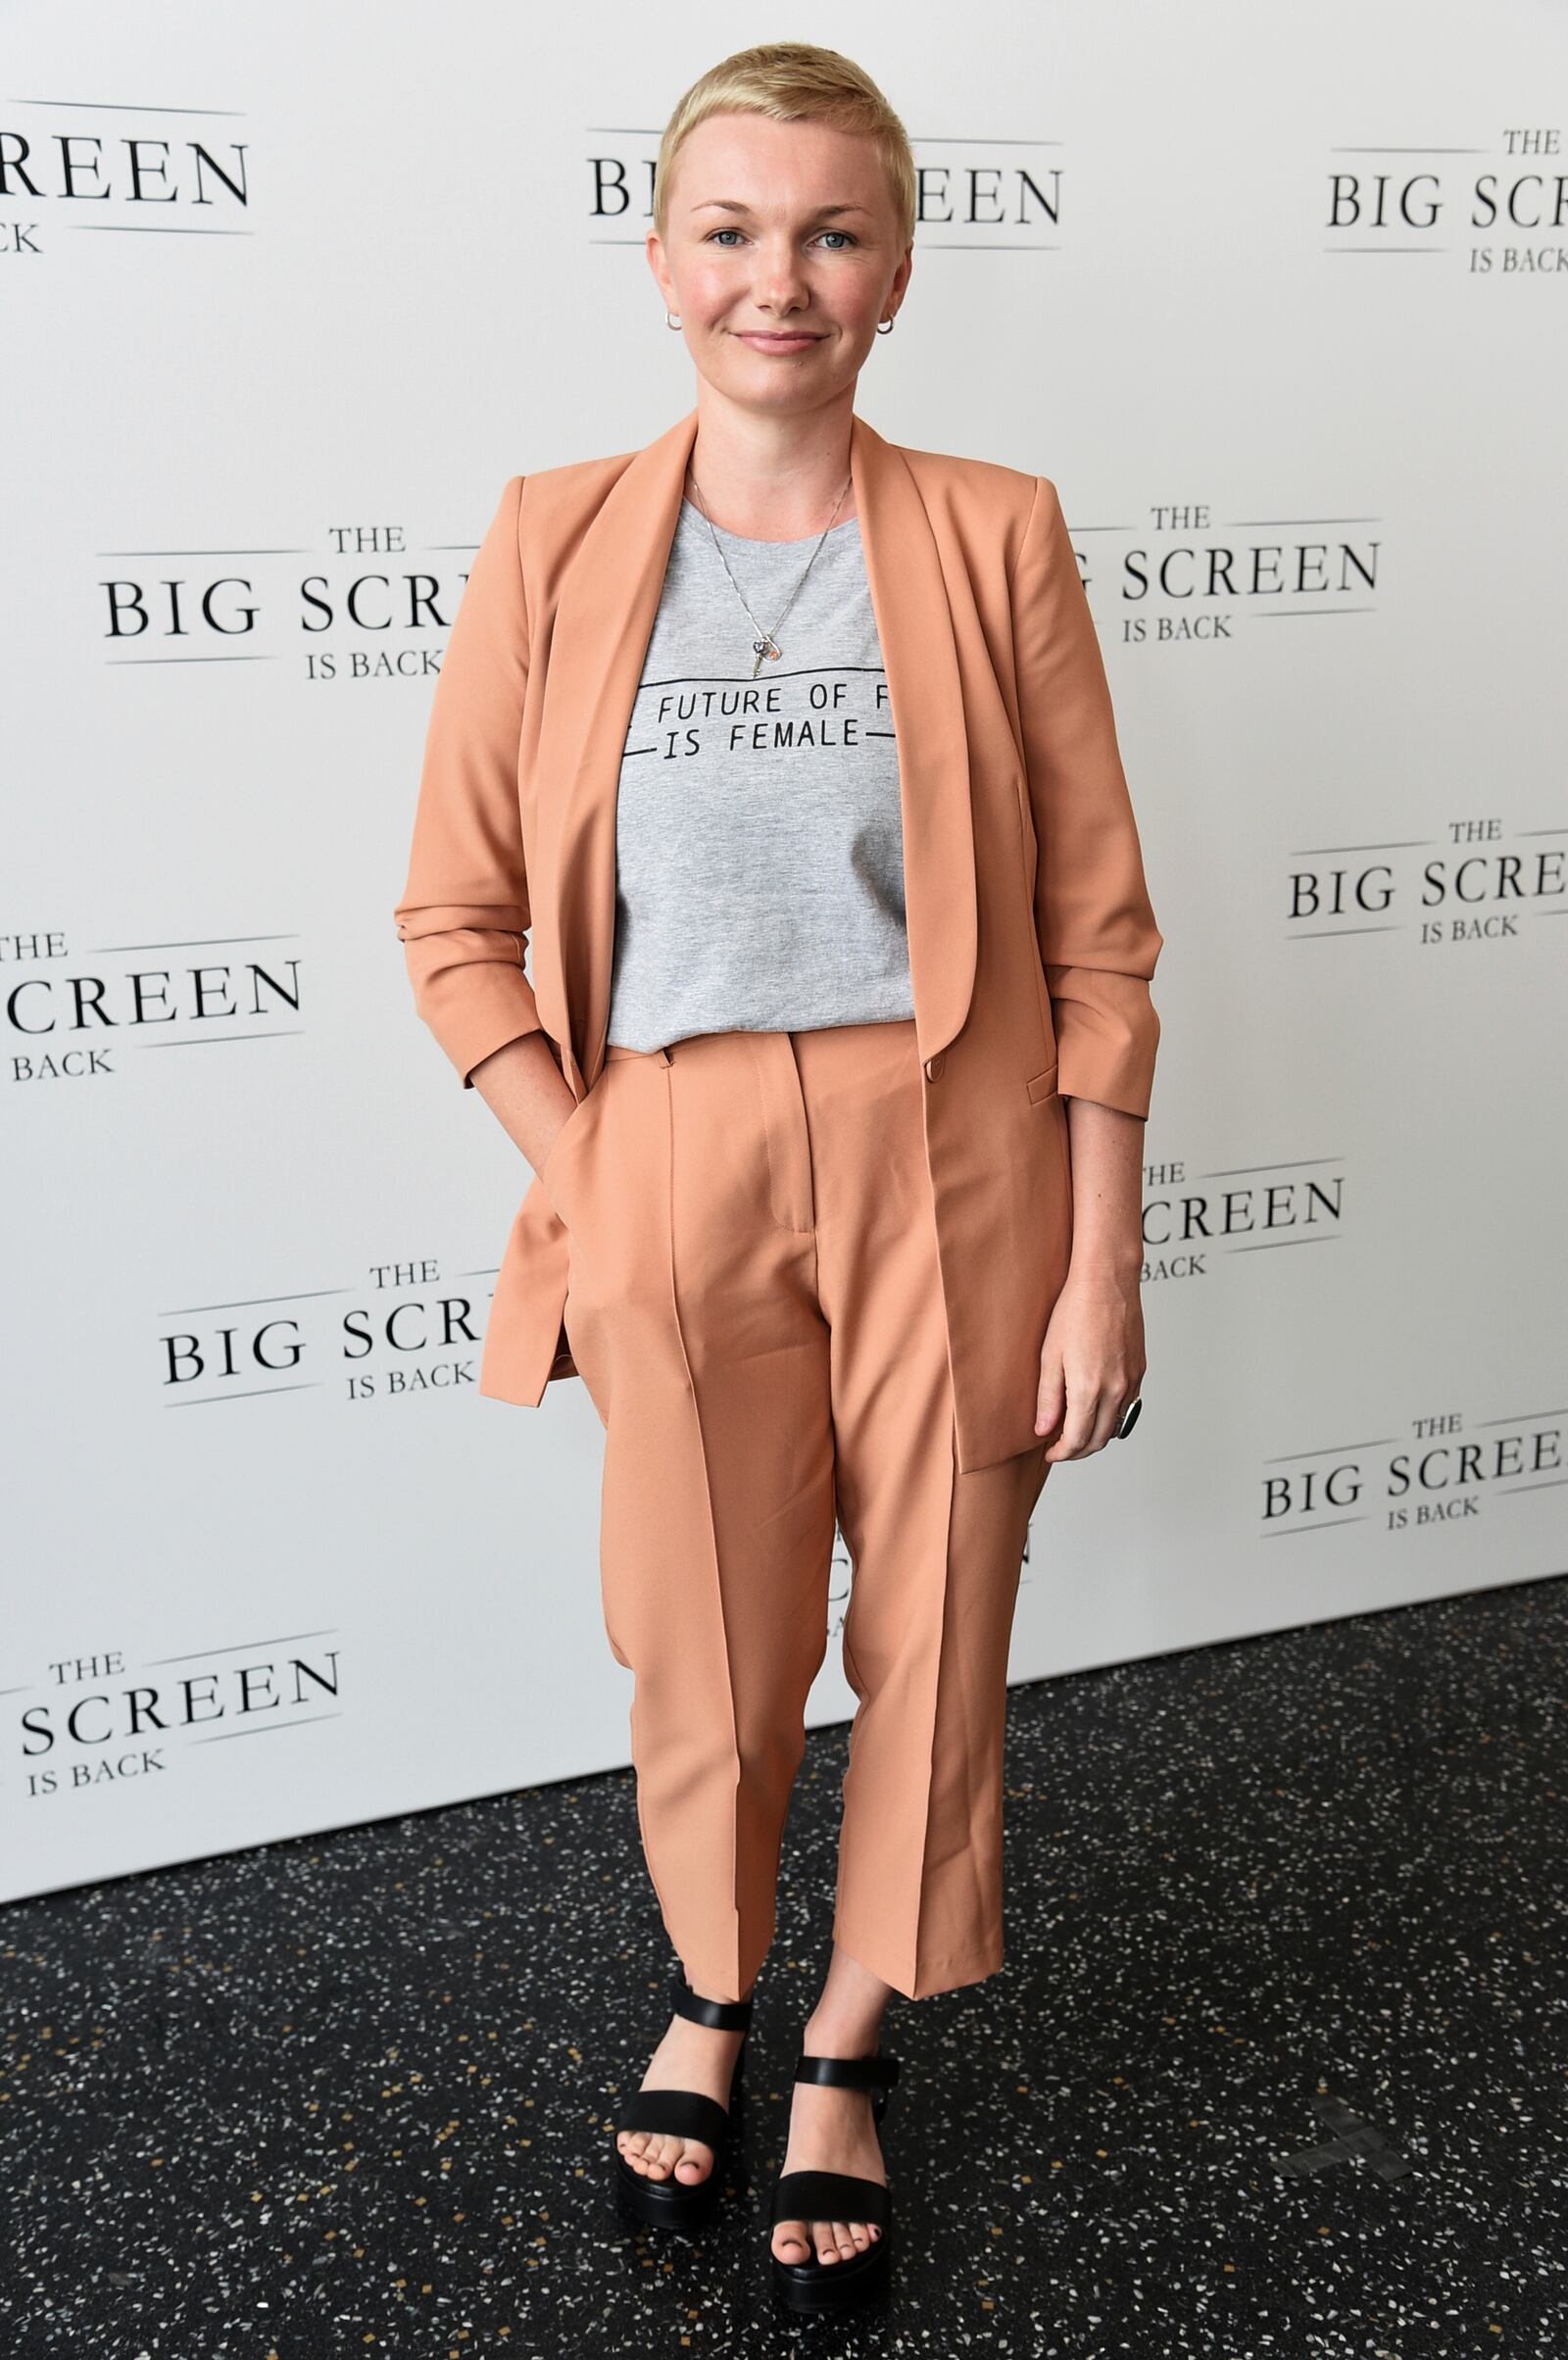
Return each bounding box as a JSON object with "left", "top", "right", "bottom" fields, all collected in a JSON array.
[{"left": 649, "top": 112, "right": 911, "bottom": 416}]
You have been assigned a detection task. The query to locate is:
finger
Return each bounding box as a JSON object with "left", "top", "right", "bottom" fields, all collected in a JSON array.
[
  {"left": 1100, "top": 1378, "right": 1138, "bottom": 1444},
  {"left": 1034, "top": 1349, "right": 1065, "bottom": 1435},
  {"left": 1043, "top": 1386, "right": 1099, "bottom": 1459},
  {"left": 1089, "top": 1376, "right": 1140, "bottom": 1452}
]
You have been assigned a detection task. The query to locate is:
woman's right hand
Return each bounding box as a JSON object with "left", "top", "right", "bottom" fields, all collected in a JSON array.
[{"left": 466, "top": 1031, "right": 581, "bottom": 1180}]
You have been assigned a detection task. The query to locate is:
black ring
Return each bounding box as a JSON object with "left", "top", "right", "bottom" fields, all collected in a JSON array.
[{"left": 1116, "top": 1395, "right": 1143, "bottom": 1440}]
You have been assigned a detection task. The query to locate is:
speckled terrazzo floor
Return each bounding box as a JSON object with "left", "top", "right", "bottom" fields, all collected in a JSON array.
[{"left": 4, "top": 1576, "right": 1567, "bottom": 2359}]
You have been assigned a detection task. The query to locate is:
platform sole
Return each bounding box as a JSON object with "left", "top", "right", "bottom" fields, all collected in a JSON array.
[
  {"left": 769, "top": 2232, "right": 893, "bottom": 2313},
  {"left": 612, "top": 2149, "right": 733, "bottom": 2234}
]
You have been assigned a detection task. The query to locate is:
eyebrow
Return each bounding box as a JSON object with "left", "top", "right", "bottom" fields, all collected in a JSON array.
[{"left": 690, "top": 200, "right": 873, "bottom": 219}]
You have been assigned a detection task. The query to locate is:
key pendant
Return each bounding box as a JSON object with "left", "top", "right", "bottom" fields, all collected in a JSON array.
[{"left": 751, "top": 635, "right": 781, "bottom": 678}]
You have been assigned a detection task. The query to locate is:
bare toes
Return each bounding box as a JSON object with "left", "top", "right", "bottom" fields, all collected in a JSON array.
[{"left": 775, "top": 2194, "right": 881, "bottom": 2267}]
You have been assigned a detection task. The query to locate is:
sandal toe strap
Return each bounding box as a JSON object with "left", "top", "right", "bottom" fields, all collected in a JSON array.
[
  {"left": 617, "top": 2088, "right": 731, "bottom": 2150},
  {"left": 770, "top": 2169, "right": 890, "bottom": 2231}
]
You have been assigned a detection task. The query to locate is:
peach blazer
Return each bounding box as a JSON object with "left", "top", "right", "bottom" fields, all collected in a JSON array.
[{"left": 394, "top": 405, "right": 1163, "bottom": 1474}]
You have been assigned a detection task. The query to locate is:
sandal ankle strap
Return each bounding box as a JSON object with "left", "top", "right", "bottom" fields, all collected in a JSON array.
[
  {"left": 794, "top": 2048, "right": 901, "bottom": 2094},
  {"left": 670, "top": 1964, "right": 754, "bottom": 2032}
]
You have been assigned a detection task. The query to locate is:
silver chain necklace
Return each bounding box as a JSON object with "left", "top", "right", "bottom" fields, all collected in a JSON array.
[{"left": 686, "top": 467, "right": 854, "bottom": 678}]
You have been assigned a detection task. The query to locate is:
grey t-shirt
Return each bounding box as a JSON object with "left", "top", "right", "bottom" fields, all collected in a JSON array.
[{"left": 604, "top": 498, "right": 916, "bottom": 1053}]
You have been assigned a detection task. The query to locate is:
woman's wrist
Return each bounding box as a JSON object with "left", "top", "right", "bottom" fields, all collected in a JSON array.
[
  {"left": 468, "top": 1030, "right": 579, "bottom": 1172},
  {"left": 1064, "top": 1237, "right": 1143, "bottom": 1293}
]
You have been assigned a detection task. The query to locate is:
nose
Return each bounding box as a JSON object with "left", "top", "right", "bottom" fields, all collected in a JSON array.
[{"left": 751, "top": 236, "right": 810, "bottom": 314}]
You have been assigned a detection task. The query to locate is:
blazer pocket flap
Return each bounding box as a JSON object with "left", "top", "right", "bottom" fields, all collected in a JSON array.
[{"left": 1026, "top": 1062, "right": 1060, "bottom": 1104}]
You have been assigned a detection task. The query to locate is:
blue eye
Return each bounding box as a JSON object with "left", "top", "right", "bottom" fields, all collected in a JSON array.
[{"left": 703, "top": 227, "right": 858, "bottom": 249}]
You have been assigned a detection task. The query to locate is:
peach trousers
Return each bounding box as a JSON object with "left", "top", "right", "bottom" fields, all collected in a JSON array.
[{"left": 540, "top": 1016, "right": 1052, "bottom": 2005}]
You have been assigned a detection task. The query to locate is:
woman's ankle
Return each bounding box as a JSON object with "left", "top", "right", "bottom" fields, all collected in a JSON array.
[
  {"left": 801, "top": 2007, "right": 888, "bottom": 2057},
  {"left": 683, "top": 1973, "right": 758, "bottom": 2011}
]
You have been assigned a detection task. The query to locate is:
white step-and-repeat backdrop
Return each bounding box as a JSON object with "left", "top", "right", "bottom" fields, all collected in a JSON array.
[{"left": 6, "top": 2, "right": 1564, "bottom": 1903}]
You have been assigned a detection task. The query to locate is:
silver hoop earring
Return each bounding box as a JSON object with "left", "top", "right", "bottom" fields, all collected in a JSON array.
[
  {"left": 665, "top": 310, "right": 682, "bottom": 330},
  {"left": 875, "top": 317, "right": 895, "bottom": 334}
]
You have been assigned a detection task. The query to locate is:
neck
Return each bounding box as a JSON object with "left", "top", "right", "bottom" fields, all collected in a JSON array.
[{"left": 685, "top": 387, "right": 858, "bottom": 540}]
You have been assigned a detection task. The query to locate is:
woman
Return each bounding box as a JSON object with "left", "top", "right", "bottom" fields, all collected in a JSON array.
[{"left": 394, "top": 41, "right": 1162, "bottom": 2315}]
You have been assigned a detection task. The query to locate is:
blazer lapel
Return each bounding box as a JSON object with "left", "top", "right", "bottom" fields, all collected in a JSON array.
[
  {"left": 532, "top": 407, "right": 699, "bottom": 1098},
  {"left": 536, "top": 404, "right": 977, "bottom": 1095},
  {"left": 850, "top": 412, "right": 978, "bottom": 1066}
]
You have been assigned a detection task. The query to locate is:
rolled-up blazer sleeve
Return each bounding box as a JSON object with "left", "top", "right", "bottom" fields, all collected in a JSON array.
[
  {"left": 1011, "top": 473, "right": 1163, "bottom": 1119},
  {"left": 393, "top": 472, "right": 546, "bottom": 1088}
]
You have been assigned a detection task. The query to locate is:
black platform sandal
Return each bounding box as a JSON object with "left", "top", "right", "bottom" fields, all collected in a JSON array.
[
  {"left": 768, "top": 2047, "right": 903, "bottom": 2313},
  {"left": 612, "top": 1965, "right": 754, "bottom": 2232}
]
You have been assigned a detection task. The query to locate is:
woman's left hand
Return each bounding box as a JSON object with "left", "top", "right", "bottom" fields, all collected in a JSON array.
[
  {"left": 1033, "top": 1094, "right": 1149, "bottom": 1462},
  {"left": 1035, "top": 1263, "right": 1147, "bottom": 1461}
]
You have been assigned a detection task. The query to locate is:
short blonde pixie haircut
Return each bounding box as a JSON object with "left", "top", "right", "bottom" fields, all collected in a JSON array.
[{"left": 654, "top": 42, "right": 917, "bottom": 252}]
